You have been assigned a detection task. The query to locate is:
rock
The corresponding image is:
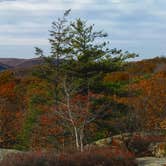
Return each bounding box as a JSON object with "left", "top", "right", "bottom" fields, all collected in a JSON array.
[
  {"left": 112, "top": 133, "right": 131, "bottom": 142},
  {"left": 111, "top": 134, "right": 130, "bottom": 150},
  {"left": 149, "top": 143, "right": 166, "bottom": 158},
  {"left": 91, "top": 133, "right": 132, "bottom": 148},
  {"left": 92, "top": 137, "right": 112, "bottom": 147},
  {"left": 87, "top": 132, "right": 166, "bottom": 157},
  {"left": 148, "top": 143, "right": 157, "bottom": 155},
  {"left": 136, "top": 157, "right": 166, "bottom": 166},
  {"left": 0, "top": 149, "right": 21, "bottom": 161}
]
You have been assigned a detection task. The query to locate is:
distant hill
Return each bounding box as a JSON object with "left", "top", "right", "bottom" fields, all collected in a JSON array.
[
  {"left": 0, "top": 62, "right": 11, "bottom": 71},
  {"left": 0, "top": 58, "right": 26, "bottom": 67},
  {"left": 0, "top": 58, "right": 44, "bottom": 69},
  {"left": 15, "top": 58, "right": 44, "bottom": 68},
  {"left": 0, "top": 56, "right": 166, "bottom": 74},
  {"left": 125, "top": 57, "right": 166, "bottom": 75}
]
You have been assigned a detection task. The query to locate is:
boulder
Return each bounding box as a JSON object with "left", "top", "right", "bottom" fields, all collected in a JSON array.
[
  {"left": 149, "top": 143, "right": 166, "bottom": 158},
  {"left": 112, "top": 133, "right": 132, "bottom": 142},
  {"left": 90, "top": 133, "right": 132, "bottom": 148},
  {"left": 87, "top": 132, "right": 166, "bottom": 157},
  {"left": 111, "top": 133, "right": 131, "bottom": 150},
  {"left": 136, "top": 157, "right": 166, "bottom": 166},
  {"left": 0, "top": 149, "right": 21, "bottom": 161},
  {"left": 92, "top": 137, "right": 112, "bottom": 147}
]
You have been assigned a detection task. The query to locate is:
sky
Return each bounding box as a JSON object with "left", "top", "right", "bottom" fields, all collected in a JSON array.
[{"left": 0, "top": 0, "right": 166, "bottom": 60}]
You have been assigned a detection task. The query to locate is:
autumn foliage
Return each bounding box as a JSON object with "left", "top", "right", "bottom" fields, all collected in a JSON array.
[
  {"left": 0, "top": 57, "right": 166, "bottom": 152},
  {"left": 113, "top": 70, "right": 166, "bottom": 131}
]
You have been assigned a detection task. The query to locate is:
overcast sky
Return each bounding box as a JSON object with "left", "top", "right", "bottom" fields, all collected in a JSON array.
[{"left": 0, "top": 0, "right": 166, "bottom": 59}]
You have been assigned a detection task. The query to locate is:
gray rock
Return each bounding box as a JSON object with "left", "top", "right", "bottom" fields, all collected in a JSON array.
[
  {"left": 92, "top": 137, "right": 112, "bottom": 147},
  {"left": 0, "top": 149, "right": 21, "bottom": 161},
  {"left": 149, "top": 143, "right": 166, "bottom": 158},
  {"left": 136, "top": 157, "right": 166, "bottom": 166}
]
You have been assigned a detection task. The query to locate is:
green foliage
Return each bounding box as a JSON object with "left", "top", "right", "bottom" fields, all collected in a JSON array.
[
  {"left": 103, "top": 82, "right": 127, "bottom": 95},
  {"left": 16, "top": 107, "right": 42, "bottom": 150},
  {"left": 15, "top": 78, "right": 54, "bottom": 150},
  {"left": 35, "top": 10, "right": 137, "bottom": 94}
]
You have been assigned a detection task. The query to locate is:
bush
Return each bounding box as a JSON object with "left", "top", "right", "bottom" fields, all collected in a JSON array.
[
  {"left": 128, "top": 134, "right": 166, "bottom": 157},
  {"left": 0, "top": 148, "right": 137, "bottom": 166}
]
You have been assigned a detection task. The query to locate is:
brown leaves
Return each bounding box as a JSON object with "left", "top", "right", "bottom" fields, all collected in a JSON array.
[{"left": 114, "top": 72, "right": 166, "bottom": 130}]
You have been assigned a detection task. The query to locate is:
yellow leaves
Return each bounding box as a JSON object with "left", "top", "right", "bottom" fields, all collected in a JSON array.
[{"left": 160, "top": 120, "right": 166, "bottom": 129}]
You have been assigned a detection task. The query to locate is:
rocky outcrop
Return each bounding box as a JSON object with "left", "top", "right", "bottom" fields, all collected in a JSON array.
[
  {"left": 149, "top": 142, "right": 166, "bottom": 158},
  {"left": 91, "top": 133, "right": 132, "bottom": 147},
  {"left": 136, "top": 157, "right": 166, "bottom": 166},
  {"left": 0, "top": 149, "right": 21, "bottom": 161},
  {"left": 89, "top": 132, "right": 166, "bottom": 157},
  {"left": 92, "top": 137, "right": 112, "bottom": 147}
]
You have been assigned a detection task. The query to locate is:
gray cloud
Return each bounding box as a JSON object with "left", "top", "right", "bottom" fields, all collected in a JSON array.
[
  {"left": 0, "top": 0, "right": 166, "bottom": 59},
  {"left": 0, "top": 0, "right": 16, "bottom": 1}
]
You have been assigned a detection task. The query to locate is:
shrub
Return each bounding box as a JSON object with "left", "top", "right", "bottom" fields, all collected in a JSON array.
[
  {"left": 0, "top": 148, "right": 137, "bottom": 166},
  {"left": 128, "top": 134, "right": 166, "bottom": 157}
]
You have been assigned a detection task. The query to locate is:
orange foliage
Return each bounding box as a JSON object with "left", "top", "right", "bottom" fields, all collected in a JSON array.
[
  {"left": 104, "top": 71, "right": 130, "bottom": 83},
  {"left": 114, "top": 72, "right": 166, "bottom": 130},
  {"left": 0, "top": 72, "right": 23, "bottom": 148}
]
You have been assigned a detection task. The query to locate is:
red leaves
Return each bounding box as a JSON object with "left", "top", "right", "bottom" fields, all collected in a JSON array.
[
  {"left": 0, "top": 82, "right": 16, "bottom": 99},
  {"left": 114, "top": 71, "right": 166, "bottom": 130},
  {"left": 104, "top": 72, "right": 130, "bottom": 83},
  {"left": 0, "top": 148, "right": 137, "bottom": 166}
]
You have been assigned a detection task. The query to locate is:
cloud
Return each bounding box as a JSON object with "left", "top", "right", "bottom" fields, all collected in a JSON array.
[
  {"left": 0, "top": 36, "right": 48, "bottom": 46},
  {"left": 0, "top": 0, "right": 16, "bottom": 2},
  {"left": 0, "top": 0, "right": 166, "bottom": 58},
  {"left": 0, "top": 0, "right": 94, "bottom": 11}
]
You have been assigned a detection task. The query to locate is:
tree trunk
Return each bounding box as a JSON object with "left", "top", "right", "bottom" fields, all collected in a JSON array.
[
  {"left": 79, "top": 128, "right": 84, "bottom": 152},
  {"left": 74, "top": 127, "right": 79, "bottom": 150}
]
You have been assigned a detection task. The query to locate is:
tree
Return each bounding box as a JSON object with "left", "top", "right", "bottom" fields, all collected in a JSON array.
[
  {"left": 34, "top": 10, "right": 137, "bottom": 151},
  {"left": 53, "top": 74, "right": 112, "bottom": 151},
  {"left": 35, "top": 9, "right": 71, "bottom": 83},
  {"left": 35, "top": 10, "right": 137, "bottom": 93}
]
